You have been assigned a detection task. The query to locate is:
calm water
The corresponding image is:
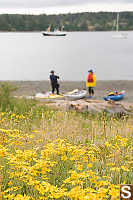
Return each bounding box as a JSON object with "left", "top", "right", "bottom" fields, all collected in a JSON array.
[{"left": 0, "top": 31, "right": 132, "bottom": 81}]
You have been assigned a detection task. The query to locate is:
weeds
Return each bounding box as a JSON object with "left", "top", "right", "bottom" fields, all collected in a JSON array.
[{"left": 0, "top": 83, "right": 132, "bottom": 199}]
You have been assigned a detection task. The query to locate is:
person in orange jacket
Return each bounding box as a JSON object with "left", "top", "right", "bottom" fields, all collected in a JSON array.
[{"left": 86, "top": 69, "right": 96, "bottom": 97}]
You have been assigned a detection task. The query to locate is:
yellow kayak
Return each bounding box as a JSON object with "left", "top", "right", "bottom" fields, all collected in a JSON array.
[
  {"left": 46, "top": 94, "right": 64, "bottom": 99},
  {"left": 35, "top": 92, "right": 64, "bottom": 99}
]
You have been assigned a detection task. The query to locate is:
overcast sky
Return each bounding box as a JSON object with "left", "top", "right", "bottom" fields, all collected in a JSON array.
[{"left": 0, "top": 0, "right": 133, "bottom": 14}]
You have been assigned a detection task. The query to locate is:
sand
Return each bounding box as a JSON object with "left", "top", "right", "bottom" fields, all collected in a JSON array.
[{"left": 8, "top": 80, "right": 133, "bottom": 102}]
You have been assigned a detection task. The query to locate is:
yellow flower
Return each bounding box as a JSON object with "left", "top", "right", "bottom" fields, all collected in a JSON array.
[
  {"left": 88, "top": 163, "right": 92, "bottom": 168},
  {"left": 8, "top": 181, "right": 13, "bottom": 186},
  {"left": 105, "top": 142, "right": 112, "bottom": 147},
  {"left": 77, "top": 164, "right": 83, "bottom": 171},
  {"left": 61, "top": 155, "right": 67, "bottom": 161},
  {"left": 110, "top": 167, "right": 120, "bottom": 172},
  {"left": 121, "top": 166, "right": 130, "bottom": 172}
]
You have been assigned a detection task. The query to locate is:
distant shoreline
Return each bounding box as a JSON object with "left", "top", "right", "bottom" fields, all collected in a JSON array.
[
  {"left": 0, "top": 30, "right": 132, "bottom": 32},
  {"left": 0, "top": 12, "right": 133, "bottom": 32},
  {"left": 2, "top": 80, "right": 133, "bottom": 102}
]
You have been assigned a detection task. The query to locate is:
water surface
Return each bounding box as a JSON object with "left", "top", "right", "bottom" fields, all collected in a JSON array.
[{"left": 0, "top": 31, "right": 132, "bottom": 81}]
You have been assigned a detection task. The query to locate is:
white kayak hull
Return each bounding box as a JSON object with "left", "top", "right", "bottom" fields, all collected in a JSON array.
[{"left": 65, "top": 90, "right": 87, "bottom": 101}]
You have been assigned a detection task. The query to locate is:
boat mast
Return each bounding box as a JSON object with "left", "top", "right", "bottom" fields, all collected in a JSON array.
[
  {"left": 61, "top": 25, "right": 64, "bottom": 32},
  {"left": 116, "top": 13, "right": 119, "bottom": 32},
  {"left": 47, "top": 25, "right": 51, "bottom": 32}
]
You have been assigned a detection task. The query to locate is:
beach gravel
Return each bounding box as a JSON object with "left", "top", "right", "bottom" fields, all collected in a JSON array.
[{"left": 8, "top": 80, "right": 133, "bottom": 103}]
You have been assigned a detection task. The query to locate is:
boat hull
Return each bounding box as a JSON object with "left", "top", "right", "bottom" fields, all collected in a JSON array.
[
  {"left": 42, "top": 32, "right": 66, "bottom": 36},
  {"left": 65, "top": 90, "right": 87, "bottom": 101},
  {"left": 112, "top": 33, "right": 128, "bottom": 39},
  {"left": 35, "top": 92, "right": 64, "bottom": 99},
  {"left": 104, "top": 92, "right": 125, "bottom": 101}
]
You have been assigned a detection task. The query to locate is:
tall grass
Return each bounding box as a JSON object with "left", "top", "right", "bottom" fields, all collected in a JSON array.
[{"left": 0, "top": 83, "right": 132, "bottom": 199}]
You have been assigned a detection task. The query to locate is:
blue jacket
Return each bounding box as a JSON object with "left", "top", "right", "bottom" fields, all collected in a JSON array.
[{"left": 50, "top": 75, "right": 59, "bottom": 85}]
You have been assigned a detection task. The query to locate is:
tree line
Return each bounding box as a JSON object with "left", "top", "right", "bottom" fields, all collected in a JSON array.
[{"left": 0, "top": 11, "right": 133, "bottom": 31}]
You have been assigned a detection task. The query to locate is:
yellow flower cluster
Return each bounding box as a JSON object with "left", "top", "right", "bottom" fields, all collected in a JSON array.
[{"left": 0, "top": 110, "right": 132, "bottom": 200}]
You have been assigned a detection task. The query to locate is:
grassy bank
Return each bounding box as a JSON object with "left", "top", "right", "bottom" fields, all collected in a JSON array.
[
  {"left": 0, "top": 82, "right": 132, "bottom": 199},
  {"left": 0, "top": 97, "right": 133, "bottom": 199}
]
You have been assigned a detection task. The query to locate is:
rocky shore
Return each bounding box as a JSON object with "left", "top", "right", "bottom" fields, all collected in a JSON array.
[
  {"left": 43, "top": 99, "right": 133, "bottom": 115},
  {"left": 9, "top": 80, "right": 133, "bottom": 103}
]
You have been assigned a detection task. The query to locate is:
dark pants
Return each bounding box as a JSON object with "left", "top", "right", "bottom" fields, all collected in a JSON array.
[
  {"left": 52, "top": 83, "right": 60, "bottom": 95},
  {"left": 88, "top": 87, "right": 94, "bottom": 96}
]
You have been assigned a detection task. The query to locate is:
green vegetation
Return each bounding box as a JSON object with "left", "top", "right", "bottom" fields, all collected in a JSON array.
[
  {"left": 0, "top": 11, "right": 133, "bottom": 32},
  {"left": 0, "top": 83, "right": 132, "bottom": 199},
  {"left": 0, "top": 82, "right": 38, "bottom": 114}
]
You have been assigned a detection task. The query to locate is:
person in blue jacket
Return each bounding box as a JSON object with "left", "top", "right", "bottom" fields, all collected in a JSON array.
[{"left": 50, "top": 70, "right": 60, "bottom": 95}]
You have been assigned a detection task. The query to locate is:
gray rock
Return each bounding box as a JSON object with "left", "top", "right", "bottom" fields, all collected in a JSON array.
[{"left": 45, "top": 99, "right": 133, "bottom": 115}]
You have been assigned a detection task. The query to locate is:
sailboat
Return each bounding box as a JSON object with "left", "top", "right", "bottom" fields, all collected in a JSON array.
[
  {"left": 42, "top": 25, "right": 67, "bottom": 36},
  {"left": 112, "top": 13, "right": 128, "bottom": 39}
]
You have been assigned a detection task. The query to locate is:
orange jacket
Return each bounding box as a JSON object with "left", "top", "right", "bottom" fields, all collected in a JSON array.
[{"left": 86, "top": 73, "right": 96, "bottom": 87}]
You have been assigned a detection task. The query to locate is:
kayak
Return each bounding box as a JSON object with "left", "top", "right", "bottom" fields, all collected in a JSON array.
[
  {"left": 104, "top": 90, "right": 125, "bottom": 101},
  {"left": 64, "top": 89, "right": 87, "bottom": 101},
  {"left": 35, "top": 92, "right": 64, "bottom": 99},
  {"left": 28, "top": 89, "right": 87, "bottom": 100}
]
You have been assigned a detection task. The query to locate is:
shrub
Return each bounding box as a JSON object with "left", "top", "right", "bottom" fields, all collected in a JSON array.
[{"left": 0, "top": 82, "right": 17, "bottom": 111}]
